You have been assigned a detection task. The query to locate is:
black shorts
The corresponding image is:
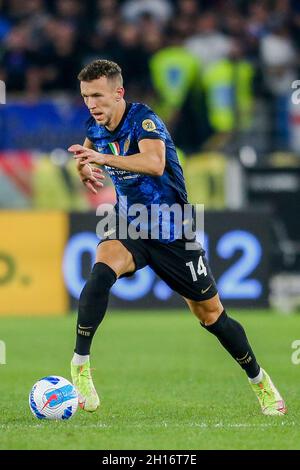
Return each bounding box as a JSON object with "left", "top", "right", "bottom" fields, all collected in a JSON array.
[{"left": 99, "top": 236, "right": 218, "bottom": 302}]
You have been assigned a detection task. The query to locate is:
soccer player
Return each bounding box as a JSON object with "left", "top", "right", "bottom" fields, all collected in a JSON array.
[{"left": 68, "top": 59, "right": 286, "bottom": 416}]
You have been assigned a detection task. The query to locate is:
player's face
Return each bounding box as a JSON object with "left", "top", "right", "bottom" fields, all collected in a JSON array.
[{"left": 80, "top": 77, "right": 123, "bottom": 127}]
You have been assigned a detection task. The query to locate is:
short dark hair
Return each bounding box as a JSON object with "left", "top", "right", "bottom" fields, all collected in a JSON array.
[{"left": 78, "top": 59, "right": 123, "bottom": 85}]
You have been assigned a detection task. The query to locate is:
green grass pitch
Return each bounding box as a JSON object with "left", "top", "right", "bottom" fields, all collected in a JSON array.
[{"left": 0, "top": 310, "right": 299, "bottom": 450}]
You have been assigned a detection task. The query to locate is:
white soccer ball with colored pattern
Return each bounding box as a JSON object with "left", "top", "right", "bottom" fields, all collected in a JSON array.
[{"left": 29, "top": 376, "right": 78, "bottom": 420}]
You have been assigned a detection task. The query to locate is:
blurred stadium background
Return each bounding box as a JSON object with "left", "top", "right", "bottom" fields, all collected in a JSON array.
[
  {"left": 1, "top": 0, "right": 300, "bottom": 451},
  {"left": 1, "top": 0, "right": 300, "bottom": 315}
]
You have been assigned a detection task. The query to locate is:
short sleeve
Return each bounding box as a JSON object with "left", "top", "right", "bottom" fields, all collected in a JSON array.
[{"left": 135, "top": 112, "right": 166, "bottom": 143}]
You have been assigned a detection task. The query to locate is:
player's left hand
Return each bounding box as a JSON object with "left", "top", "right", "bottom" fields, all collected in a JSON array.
[{"left": 68, "top": 144, "right": 107, "bottom": 166}]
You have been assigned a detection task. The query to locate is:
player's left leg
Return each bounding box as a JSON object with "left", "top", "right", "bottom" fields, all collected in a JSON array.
[
  {"left": 71, "top": 240, "right": 137, "bottom": 412},
  {"left": 184, "top": 294, "right": 287, "bottom": 416}
]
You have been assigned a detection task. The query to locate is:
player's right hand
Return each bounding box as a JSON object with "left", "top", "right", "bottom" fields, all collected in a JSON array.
[{"left": 78, "top": 163, "right": 105, "bottom": 194}]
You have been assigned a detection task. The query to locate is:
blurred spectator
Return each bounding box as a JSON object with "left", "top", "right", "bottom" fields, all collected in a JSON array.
[
  {"left": 177, "top": 0, "right": 199, "bottom": 17},
  {"left": 223, "top": 10, "right": 246, "bottom": 42},
  {"left": 260, "top": 19, "right": 297, "bottom": 148},
  {"left": 148, "top": 30, "right": 200, "bottom": 135},
  {"left": 84, "top": 15, "right": 119, "bottom": 64},
  {"left": 185, "top": 11, "right": 233, "bottom": 67},
  {"left": 246, "top": 2, "right": 270, "bottom": 40},
  {"left": 138, "top": 13, "right": 165, "bottom": 56},
  {"left": 22, "top": 1, "right": 51, "bottom": 53},
  {"left": 166, "top": 0, "right": 199, "bottom": 40},
  {"left": 5, "top": 0, "right": 46, "bottom": 22},
  {"left": 260, "top": 20, "right": 296, "bottom": 96},
  {"left": 41, "top": 21, "right": 82, "bottom": 91},
  {"left": 113, "top": 22, "right": 149, "bottom": 92},
  {"left": 54, "top": 0, "right": 86, "bottom": 30},
  {"left": 132, "top": 15, "right": 165, "bottom": 102},
  {"left": 202, "top": 41, "right": 255, "bottom": 134},
  {"left": 96, "top": 0, "right": 119, "bottom": 18},
  {"left": 148, "top": 22, "right": 211, "bottom": 151},
  {"left": 121, "top": 0, "right": 173, "bottom": 25},
  {"left": 0, "top": 24, "right": 40, "bottom": 92}
]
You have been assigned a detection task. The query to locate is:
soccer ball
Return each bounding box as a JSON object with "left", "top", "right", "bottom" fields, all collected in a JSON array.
[{"left": 29, "top": 376, "right": 78, "bottom": 420}]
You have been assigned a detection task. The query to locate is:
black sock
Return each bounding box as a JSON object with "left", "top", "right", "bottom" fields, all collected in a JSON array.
[
  {"left": 75, "top": 262, "right": 117, "bottom": 355},
  {"left": 201, "top": 310, "right": 260, "bottom": 379}
]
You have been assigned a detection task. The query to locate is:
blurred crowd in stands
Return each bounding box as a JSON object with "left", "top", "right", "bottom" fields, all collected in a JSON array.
[{"left": 1, "top": 0, "right": 300, "bottom": 152}]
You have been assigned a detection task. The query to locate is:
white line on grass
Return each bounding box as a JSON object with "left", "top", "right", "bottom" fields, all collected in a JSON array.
[
  {"left": 190, "top": 422, "right": 296, "bottom": 429},
  {"left": 0, "top": 421, "right": 297, "bottom": 430}
]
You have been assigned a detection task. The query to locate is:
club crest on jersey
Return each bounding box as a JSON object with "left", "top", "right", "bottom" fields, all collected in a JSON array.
[
  {"left": 124, "top": 136, "right": 130, "bottom": 154},
  {"left": 108, "top": 142, "right": 120, "bottom": 155},
  {"left": 142, "top": 119, "right": 156, "bottom": 132}
]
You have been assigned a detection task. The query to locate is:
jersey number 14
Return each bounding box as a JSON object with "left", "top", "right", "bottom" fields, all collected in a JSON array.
[{"left": 186, "top": 256, "right": 207, "bottom": 282}]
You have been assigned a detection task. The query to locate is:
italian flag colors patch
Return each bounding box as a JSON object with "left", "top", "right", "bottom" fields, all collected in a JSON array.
[{"left": 108, "top": 142, "right": 120, "bottom": 155}]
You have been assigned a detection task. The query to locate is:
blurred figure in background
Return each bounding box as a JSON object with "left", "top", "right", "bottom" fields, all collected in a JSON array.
[
  {"left": 121, "top": 0, "right": 173, "bottom": 25},
  {"left": 185, "top": 11, "right": 233, "bottom": 68},
  {"left": 0, "top": 24, "right": 42, "bottom": 95},
  {"left": 260, "top": 18, "right": 297, "bottom": 150},
  {"left": 113, "top": 21, "right": 149, "bottom": 96},
  {"left": 149, "top": 28, "right": 203, "bottom": 152},
  {"left": 202, "top": 40, "right": 255, "bottom": 137},
  {"left": 40, "top": 21, "right": 82, "bottom": 92}
]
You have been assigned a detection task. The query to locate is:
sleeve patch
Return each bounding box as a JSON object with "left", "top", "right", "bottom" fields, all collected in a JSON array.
[{"left": 142, "top": 119, "right": 157, "bottom": 132}]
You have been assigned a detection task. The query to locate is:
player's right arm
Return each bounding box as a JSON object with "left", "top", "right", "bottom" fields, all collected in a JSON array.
[{"left": 76, "top": 138, "right": 105, "bottom": 194}]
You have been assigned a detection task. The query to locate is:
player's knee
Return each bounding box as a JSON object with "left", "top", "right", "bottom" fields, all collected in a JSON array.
[
  {"left": 189, "top": 296, "right": 224, "bottom": 325},
  {"left": 194, "top": 308, "right": 220, "bottom": 326},
  {"left": 79, "top": 262, "right": 117, "bottom": 313},
  {"left": 200, "top": 309, "right": 223, "bottom": 326},
  {"left": 96, "top": 241, "right": 135, "bottom": 277}
]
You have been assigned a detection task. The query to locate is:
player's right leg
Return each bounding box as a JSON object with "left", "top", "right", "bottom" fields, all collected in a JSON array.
[
  {"left": 185, "top": 295, "right": 287, "bottom": 416},
  {"left": 71, "top": 240, "right": 135, "bottom": 412},
  {"left": 147, "top": 239, "right": 286, "bottom": 416}
]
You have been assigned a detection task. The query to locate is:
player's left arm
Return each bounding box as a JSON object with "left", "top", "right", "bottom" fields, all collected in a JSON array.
[{"left": 68, "top": 139, "right": 166, "bottom": 177}]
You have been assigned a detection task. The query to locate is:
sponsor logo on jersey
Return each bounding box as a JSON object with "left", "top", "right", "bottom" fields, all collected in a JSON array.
[
  {"left": 124, "top": 136, "right": 131, "bottom": 153},
  {"left": 142, "top": 119, "right": 156, "bottom": 132}
]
